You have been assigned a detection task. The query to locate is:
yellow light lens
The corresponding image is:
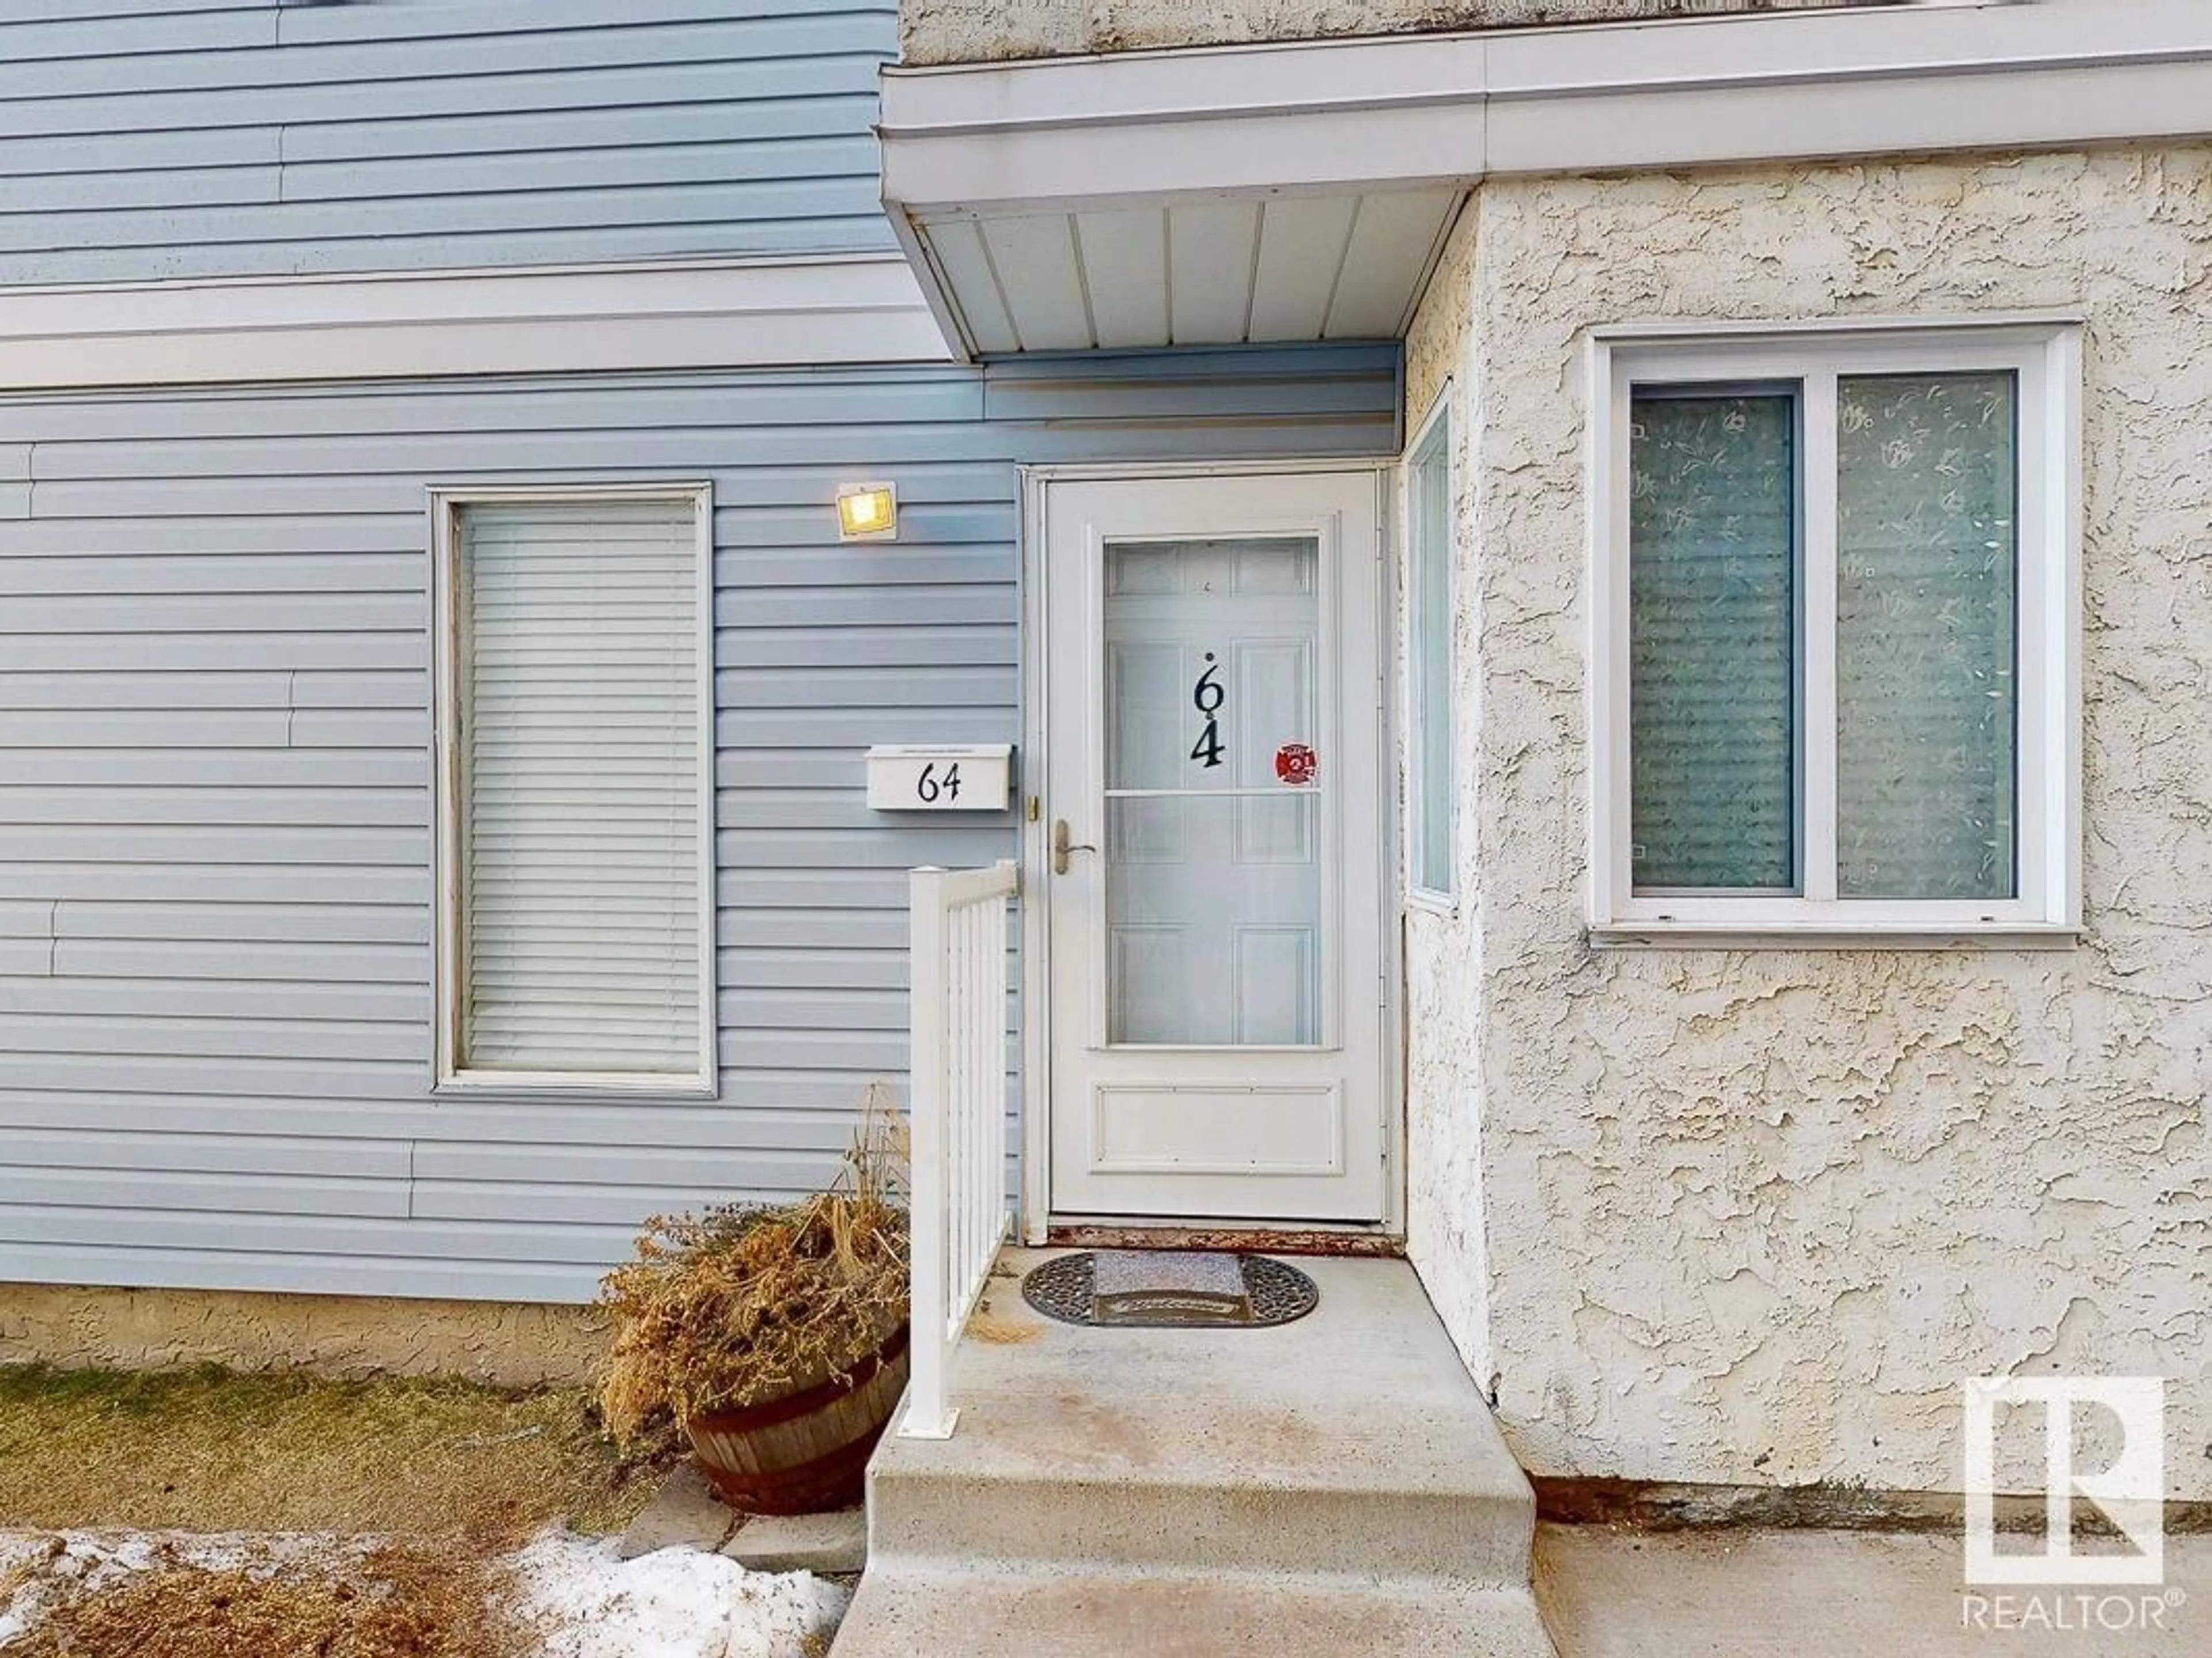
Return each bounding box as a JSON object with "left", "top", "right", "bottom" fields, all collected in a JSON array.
[{"left": 836, "top": 484, "right": 897, "bottom": 540}]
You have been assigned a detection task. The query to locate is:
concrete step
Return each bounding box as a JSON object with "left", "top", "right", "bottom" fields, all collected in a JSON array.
[
  {"left": 831, "top": 1251, "right": 1554, "bottom": 1657},
  {"left": 864, "top": 1254, "right": 1535, "bottom": 1585},
  {"left": 832, "top": 1562, "right": 1558, "bottom": 1658}
]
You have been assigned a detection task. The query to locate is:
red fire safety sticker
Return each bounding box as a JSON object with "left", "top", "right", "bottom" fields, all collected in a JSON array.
[{"left": 1274, "top": 742, "right": 1317, "bottom": 787}]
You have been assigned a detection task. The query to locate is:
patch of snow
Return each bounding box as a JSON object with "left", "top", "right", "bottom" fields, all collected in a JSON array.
[
  {"left": 0, "top": 1534, "right": 45, "bottom": 1571},
  {"left": 0, "top": 1528, "right": 849, "bottom": 1658},
  {"left": 513, "top": 1530, "right": 849, "bottom": 1658}
]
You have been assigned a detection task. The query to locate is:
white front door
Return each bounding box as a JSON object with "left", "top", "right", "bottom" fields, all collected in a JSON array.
[{"left": 1038, "top": 471, "right": 1388, "bottom": 1224}]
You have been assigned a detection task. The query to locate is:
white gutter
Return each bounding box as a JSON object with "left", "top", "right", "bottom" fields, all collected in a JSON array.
[{"left": 880, "top": 0, "right": 2212, "bottom": 211}]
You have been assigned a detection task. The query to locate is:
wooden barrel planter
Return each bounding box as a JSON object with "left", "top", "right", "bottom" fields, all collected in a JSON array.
[{"left": 684, "top": 1321, "right": 911, "bottom": 1515}]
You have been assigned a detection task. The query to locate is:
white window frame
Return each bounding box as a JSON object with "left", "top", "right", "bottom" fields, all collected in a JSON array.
[
  {"left": 430, "top": 481, "right": 719, "bottom": 1094},
  {"left": 1587, "top": 319, "right": 2084, "bottom": 948},
  {"left": 1402, "top": 384, "right": 1457, "bottom": 911}
]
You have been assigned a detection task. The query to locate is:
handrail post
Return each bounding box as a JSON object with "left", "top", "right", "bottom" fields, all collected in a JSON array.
[
  {"left": 896, "top": 859, "right": 1017, "bottom": 1444},
  {"left": 899, "top": 866, "right": 957, "bottom": 1440}
]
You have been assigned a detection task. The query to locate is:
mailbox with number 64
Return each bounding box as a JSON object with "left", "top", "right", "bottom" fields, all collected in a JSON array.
[{"left": 864, "top": 744, "right": 1013, "bottom": 811}]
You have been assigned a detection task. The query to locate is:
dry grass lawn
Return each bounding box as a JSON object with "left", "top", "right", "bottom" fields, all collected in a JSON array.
[
  {"left": 0, "top": 1361, "right": 684, "bottom": 1658},
  {"left": 0, "top": 1361, "right": 672, "bottom": 1539}
]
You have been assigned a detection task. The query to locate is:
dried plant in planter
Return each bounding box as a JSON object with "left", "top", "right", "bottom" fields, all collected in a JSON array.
[{"left": 597, "top": 1091, "right": 911, "bottom": 1511}]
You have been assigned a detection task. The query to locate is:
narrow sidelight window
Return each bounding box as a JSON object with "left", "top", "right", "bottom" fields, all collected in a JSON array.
[
  {"left": 433, "top": 487, "right": 715, "bottom": 1091},
  {"left": 1406, "top": 394, "right": 1456, "bottom": 902}
]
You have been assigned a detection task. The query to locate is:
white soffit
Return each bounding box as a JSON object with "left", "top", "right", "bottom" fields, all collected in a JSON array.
[
  {"left": 916, "top": 191, "right": 1464, "bottom": 354},
  {"left": 879, "top": 0, "right": 2212, "bottom": 358},
  {"left": 0, "top": 253, "right": 952, "bottom": 391}
]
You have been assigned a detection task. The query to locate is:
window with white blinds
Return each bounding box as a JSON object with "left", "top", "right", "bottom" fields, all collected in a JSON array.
[
  {"left": 434, "top": 488, "right": 714, "bottom": 1090},
  {"left": 1628, "top": 390, "right": 1799, "bottom": 893},
  {"left": 1590, "top": 325, "right": 2081, "bottom": 942}
]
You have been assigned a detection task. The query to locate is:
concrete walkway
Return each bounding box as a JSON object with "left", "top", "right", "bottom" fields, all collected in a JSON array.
[
  {"left": 1537, "top": 1525, "right": 2209, "bottom": 1656},
  {"left": 834, "top": 1249, "right": 2209, "bottom": 1655}
]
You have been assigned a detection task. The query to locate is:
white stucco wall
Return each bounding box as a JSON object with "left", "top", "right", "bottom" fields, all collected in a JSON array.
[
  {"left": 1404, "top": 146, "right": 2212, "bottom": 1498},
  {"left": 1402, "top": 200, "right": 1496, "bottom": 1400}
]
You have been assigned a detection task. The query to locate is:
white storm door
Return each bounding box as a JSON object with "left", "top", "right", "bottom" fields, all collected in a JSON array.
[{"left": 1041, "top": 472, "right": 1387, "bottom": 1223}]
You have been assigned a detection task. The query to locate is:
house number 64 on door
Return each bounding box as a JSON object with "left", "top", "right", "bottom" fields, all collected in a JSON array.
[{"left": 1190, "top": 653, "right": 1225, "bottom": 769}]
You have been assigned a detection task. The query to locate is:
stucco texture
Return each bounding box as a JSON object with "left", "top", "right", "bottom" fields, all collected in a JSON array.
[
  {"left": 1403, "top": 147, "right": 2212, "bottom": 1498},
  {"left": 0, "top": 1283, "right": 608, "bottom": 1387},
  {"left": 1402, "top": 199, "right": 1497, "bottom": 1404},
  {"left": 902, "top": 1, "right": 1899, "bottom": 66}
]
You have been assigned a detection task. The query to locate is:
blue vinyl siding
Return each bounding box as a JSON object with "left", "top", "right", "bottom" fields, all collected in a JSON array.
[
  {"left": 0, "top": 346, "right": 1400, "bottom": 1301},
  {"left": 0, "top": 0, "right": 896, "bottom": 284}
]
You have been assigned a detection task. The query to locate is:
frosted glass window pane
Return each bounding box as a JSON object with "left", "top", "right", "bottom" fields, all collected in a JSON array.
[
  {"left": 1408, "top": 412, "right": 1454, "bottom": 897},
  {"left": 1629, "top": 393, "right": 1798, "bottom": 891},
  {"left": 1103, "top": 537, "right": 1322, "bottom": 1046},
  {"left": 1835, "top": 373, "right": 2018, "bottom": 900}
]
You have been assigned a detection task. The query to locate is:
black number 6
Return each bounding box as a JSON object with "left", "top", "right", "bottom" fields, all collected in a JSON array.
[{"left": 1192, "top": 662, "right": 1224, "bottom": 715}]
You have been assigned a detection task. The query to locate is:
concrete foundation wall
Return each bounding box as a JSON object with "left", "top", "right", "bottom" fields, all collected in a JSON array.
[
  {"left": 1404, "top": 145, "right": 2212, "bottom": 1499},
  {"left": 0, "top": 1283, "right": 608, "bottom": 1386},
  {"left": 902, "top": 1, "right": 1904, "bottom": 67}
]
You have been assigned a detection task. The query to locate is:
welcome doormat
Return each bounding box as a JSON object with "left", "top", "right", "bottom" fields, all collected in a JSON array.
[{"left": 1020, "top": 1250, "right": 1320, "bottom": 1329}]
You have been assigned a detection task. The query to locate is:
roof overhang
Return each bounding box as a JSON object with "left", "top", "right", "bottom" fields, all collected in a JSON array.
[{"left": 880, "top": 0, "right": 2212, "bottom": 359}]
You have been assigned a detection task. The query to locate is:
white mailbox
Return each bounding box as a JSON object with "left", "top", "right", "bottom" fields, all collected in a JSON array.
[{"left": 865, "top": 744, "right": 1013, "bottom": 811}]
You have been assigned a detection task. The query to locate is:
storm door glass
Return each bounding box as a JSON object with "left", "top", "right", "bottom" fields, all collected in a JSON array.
[{"left": 1103, "top": 536, "right": 1323, "bottom": 1046}]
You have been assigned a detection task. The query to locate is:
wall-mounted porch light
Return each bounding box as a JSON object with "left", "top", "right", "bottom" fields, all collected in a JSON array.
[{"left": 836, "top": 482, "right": 899, "bottom": 542}]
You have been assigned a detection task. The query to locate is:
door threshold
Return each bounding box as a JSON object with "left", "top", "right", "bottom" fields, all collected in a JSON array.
[{"left": 1043, "top": 1221, "right": 1404, "bottom": 1258}]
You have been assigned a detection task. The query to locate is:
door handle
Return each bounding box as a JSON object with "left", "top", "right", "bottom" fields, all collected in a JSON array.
[{"left": 1051, "top": 818, "right": 1097, "bottom": 876}]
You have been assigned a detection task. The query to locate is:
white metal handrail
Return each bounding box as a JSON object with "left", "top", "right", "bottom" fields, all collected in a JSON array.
[{"left": 899, "top": 859, "right": 1018, "bottom": 1440}]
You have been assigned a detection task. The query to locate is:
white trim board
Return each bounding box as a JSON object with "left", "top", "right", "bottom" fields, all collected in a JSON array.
[
  {"left": 0, "top": 254, "right": 952, "bottom": 391},
  {"left": 883, "top": 1, "right": 2212, "bottom": 195}
]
